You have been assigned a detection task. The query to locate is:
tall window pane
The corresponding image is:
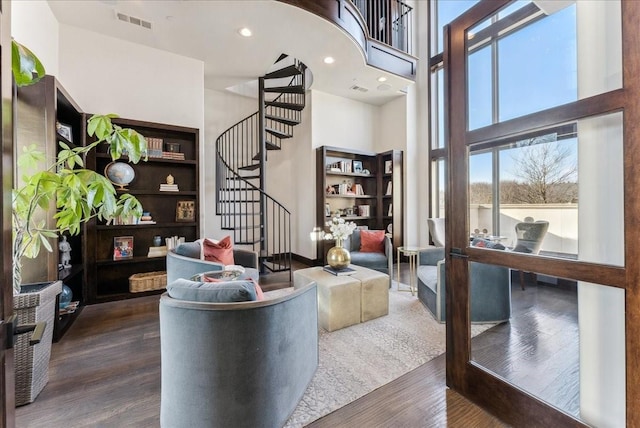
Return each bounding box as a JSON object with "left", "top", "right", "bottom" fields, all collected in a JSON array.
[
  {"left": 468, "top": 46, "right": 493, "bottom": 130},
  {"left": 498, "top": 5, "right": 577, "bottom": 121}
]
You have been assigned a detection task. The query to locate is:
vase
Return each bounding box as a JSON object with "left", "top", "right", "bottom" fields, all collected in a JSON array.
[{"left": 327, "top": 238, "right": 351, "bottom": 270}]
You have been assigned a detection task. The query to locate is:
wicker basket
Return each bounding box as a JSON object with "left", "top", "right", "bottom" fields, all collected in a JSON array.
[
  {"left": 129, "top": 271, "right": 167, "bottom": 292},
  {"left": 14, "top": 280, "right": 62, "bottom": 406}
]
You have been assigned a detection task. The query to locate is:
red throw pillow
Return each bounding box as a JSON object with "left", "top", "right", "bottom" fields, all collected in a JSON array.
[
  {"left": 202, "top": 236, "right": 235, "bottom": 265},
  {"left": 360, "top": 230, "right": 385, "bottom": 253},
  {"left": 252, "top": 279, "right": 265, "bottom": 301}
]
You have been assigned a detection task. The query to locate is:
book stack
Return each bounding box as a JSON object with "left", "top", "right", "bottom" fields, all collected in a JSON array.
[
  {"left": 165, "top": 236, "right": 185, "bottom": 250},
  {"left": 160, "top": 183, "right": 179, "bottom": 192},
  {"left": 323, "top": 266, "right": 356, "bottom": 276},
  {"left": 162, "top": 151, "right": 185, "bottom": 160},
  {"left": 138, "top": 212, "right": 156, "bottom": 225},
  {"left": 359, "top": 205, "right": 370, "bottom": 217},
  {"left": 146, "top": 137, "right": 164, "bottom": 158},
  {"left": 147, "top": 245, "right": 168, "bottom": 258}
]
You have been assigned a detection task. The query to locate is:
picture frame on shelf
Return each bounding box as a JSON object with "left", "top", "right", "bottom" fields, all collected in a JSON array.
[
  {"left": 385, "top": 160, "right": 393, "bottom": 174},
  {"left": 56, "top": 121, "right": 73, "bottom": 142},
  {"left": 113, "top": 236, "right": 134, "bottom": 260},
  {"left": 352, "top": 160, "right": 363, "bottom": 173},
  {"left": 176, "top": 200, "right": 196, "bottom": 222},
  {"left": 325, "top": 203, "right": 331, "bottom": 217}
]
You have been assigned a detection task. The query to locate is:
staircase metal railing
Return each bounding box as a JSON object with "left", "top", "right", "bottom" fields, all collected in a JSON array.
[
  {"left": 215, "top": 57, "right": 306, "bottom": 276},
  {"left": 350, "top": 0, "right": 413, "bottom": 55}
]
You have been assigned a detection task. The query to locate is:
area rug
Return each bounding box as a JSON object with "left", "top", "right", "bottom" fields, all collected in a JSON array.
[{"left": 283, "top": 285, "right": 493, "bottom": 427}]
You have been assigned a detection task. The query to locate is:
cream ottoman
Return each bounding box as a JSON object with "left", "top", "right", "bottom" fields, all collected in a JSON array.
[
  {"left": 294, "top": 267, "right": 361, "bottom": 332},
  {"left": 350, "top": 265, "right": 390, "bottom": 322}
]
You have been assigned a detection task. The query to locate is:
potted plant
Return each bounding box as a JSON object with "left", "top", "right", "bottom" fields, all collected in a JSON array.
[{"left": 11, "top": 39, "right": 148, "bottom": 405}]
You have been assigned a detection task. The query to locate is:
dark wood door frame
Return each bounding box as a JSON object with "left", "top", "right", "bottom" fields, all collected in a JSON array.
[
  {"left": 444, "top": 0, "right": 640, "bottom": 426},
  {"left": 0, "top": 0, "right": 16, "bottom": 425}
]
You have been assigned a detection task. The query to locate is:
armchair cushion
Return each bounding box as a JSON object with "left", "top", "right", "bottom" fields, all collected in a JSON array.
[
  {"left": 360, "top": 230, "right": 385, "bottom": 253},
  {"left": 167, "top": 278, "right": 257, "bottom": 303}
]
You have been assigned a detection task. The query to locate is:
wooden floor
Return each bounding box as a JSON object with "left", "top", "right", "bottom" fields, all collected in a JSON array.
[{"left": 15, "top": 265, "right": 577, "bottom": 427}]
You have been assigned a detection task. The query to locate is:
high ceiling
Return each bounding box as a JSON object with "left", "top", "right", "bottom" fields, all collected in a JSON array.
[{"left": 47, "top": 0, "right": 414, "bottom": 105}]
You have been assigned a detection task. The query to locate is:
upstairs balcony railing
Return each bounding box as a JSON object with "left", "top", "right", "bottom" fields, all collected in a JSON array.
[{"left": 350, "top": 0, "right": 413, "bottom": 55}]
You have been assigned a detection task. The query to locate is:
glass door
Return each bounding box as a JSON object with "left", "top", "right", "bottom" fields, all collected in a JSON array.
[{"left": 444, "top": 0, "right": 638, "bottom": 425}]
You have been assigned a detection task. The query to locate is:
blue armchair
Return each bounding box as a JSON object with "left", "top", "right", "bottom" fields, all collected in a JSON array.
[
  {"left": 417, "top": 247, "right": 511, "bottom": 323},
  {"left": 166, "top": 241, "right": 259, "bottom": 284},
  {"left": 343, "top": 230, "right": 393, "bottom": 287}
]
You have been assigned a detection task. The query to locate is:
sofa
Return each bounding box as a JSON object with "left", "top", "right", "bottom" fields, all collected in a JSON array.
[
  {"left": 159, "top": 275, "right": 318, "bottom": 428},
  {"left": 343, "top": 230, "right": 393, "bottom": 287},
  {"left": 417, "top": 247, "right": 511, "bottom": 323},
  {"left": 166, "top": 240, "right": 259, "bottom": 284}
]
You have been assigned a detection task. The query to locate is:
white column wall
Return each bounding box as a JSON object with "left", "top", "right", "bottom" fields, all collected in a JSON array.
[{"left": 576, "top": 1, "right": 625, "bottom": 427}]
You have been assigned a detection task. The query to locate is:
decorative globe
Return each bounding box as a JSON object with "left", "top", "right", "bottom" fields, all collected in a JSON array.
[
  {"left": 59, "top": 284, "right": 73, "bottom": 309},
  {"left": 104, "top": 161, "right": 136, "bottom": 190}
]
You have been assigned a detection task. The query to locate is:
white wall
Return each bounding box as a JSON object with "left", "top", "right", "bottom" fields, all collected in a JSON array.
[
  {"left": 203, "top": 88, "right": 257, "bottom": 240},
  {"left": 310, "top": 90, "right": 377, "bottom": 151},
  {"left": 57, "top": 25, "right": 203, "bottom": 131},
  {"left": 11, "top": 1, "right": 59, "bottom": 77}
]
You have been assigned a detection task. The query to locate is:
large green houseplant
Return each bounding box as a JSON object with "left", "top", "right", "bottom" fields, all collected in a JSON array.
[{"left": 11, "top": 40, "right": 147, "bottom": 293}]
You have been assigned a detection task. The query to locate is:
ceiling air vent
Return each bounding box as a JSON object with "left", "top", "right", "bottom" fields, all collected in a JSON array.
[
  {"left": 350, "top": 85, "right": 369, "bottom": 93},
  {"left": 115, "top": 11, "right": 152, "bottom": 30}
]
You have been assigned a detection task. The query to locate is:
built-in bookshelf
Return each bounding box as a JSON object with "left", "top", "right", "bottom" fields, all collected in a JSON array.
[
  {"left": 85, "top": 118, "right": 199, "bottom": 303},
  {"left": 316, "top": 146, "right": 403, "bottom": 263}
]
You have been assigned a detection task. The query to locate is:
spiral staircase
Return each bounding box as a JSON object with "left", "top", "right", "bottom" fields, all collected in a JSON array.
[{"left": 215, "top": 55, "right": 308, "bottom": 277}]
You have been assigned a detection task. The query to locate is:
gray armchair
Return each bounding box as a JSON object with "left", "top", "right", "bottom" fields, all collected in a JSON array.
[
  {"left": 513, "top": 220, "right": 549, "bottom": 289},
  {"left": 160, "top": 277, "right": 318, "bottom": 427},
  {"left": 427, "top": 217, "right": 445, "bottom": 247},
  {"left": 166, "top": 241, "right": 259, "bottom": 284},
  {"left": 343, "top": 230, "right": 393, "bottom": 287},
  {"left": 417, "top": 247, "right": 511, "bottom": 323}
]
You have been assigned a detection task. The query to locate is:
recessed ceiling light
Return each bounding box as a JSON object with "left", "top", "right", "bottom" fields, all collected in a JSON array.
[
  {"left": 238, "top": 28, "right": 252, "bottom": 37},
  {"left": 377, "top": 76, "right": 388, "bottom": 82},
  {"left": 323, "top": 57, "right": 335, "bottom": 64}
]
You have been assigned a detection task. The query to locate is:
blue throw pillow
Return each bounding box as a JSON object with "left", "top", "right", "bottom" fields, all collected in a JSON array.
[
  {"left": 174, "top": 242, "right": 201, "bottom": 259},
  {"left": 167, "top": 278, "right": 257, "bottom": 302}
]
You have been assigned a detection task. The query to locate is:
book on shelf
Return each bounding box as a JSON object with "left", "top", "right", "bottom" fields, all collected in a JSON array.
[
  {"left": 358, "top": 205, "right": 370, "bottom": 217},
  {"left": 160, "top": 184, "right": 179, "bottom": 192},
  {"left": 323, "top": 266, "right": 356, "bottom": 276},
  {"left": 137, "top": 220, "right": 156, "bottom": 225},
  {"left": 386, "top": 181, "right": 392, "bottom": 196},
  {"left": 148, "top": 245, "right": 168, "bottom": 258},
  {"left": 162, "top": 151, "right": 185, "bottom": 160},
  {"left": 146, "top": 137, "right": 164, "bottom": 158}
]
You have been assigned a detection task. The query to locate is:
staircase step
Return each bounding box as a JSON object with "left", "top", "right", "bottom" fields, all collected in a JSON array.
[
  {"left": 265, "top": 114, "right": 300, "bottom": 126},
  {"left": 262, "top": 261, "right": 291, "bottom": 273},
  {"left": 226, "top": 175, "right": 259, "bottom": 180},
  {"left": 264, "top": 85, "right": 305, "bottom": 94},
  {"left": 266, "top": 128, "right": 293, "bottom": 139},
  {"left": 265, "top": 101, "right": 305, "bottom": 111},
  {"left": 238, "top": 163, "right": 260, "bottom": 171},
  {"left": 264, "top": 65, "right": 301, "bottom": 79},
  {"left": 235, "top": 238, "right": 263, "bottom": 245}
]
